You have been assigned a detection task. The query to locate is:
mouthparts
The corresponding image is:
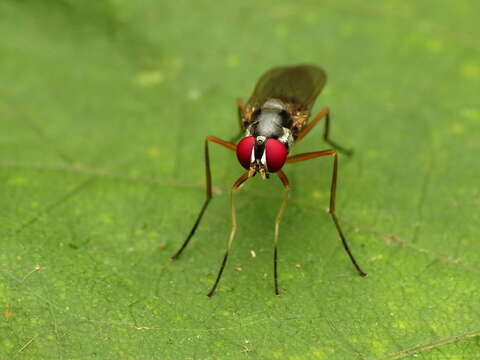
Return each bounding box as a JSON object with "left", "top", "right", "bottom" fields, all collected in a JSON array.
[{"left": 248, "top": 160, "right": 269, "bottom": 180}]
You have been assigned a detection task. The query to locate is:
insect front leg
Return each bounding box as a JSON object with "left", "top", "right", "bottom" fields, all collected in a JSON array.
[
  {"left": 207, "top": 172, "right": 250, "bottom": 297},
  {"left": 273, "top": 171, "right": 290, "bottom": 295}
]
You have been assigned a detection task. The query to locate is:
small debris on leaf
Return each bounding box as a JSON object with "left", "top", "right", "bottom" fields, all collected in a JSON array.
[
  {"left": 241, "top": 346, "right": 251, "bottom": 353},
  {"left": 234, "top": 264, "right": 243, "bottom": 272}
]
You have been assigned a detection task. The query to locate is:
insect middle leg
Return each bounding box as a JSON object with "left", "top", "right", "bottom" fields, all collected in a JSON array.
[
  {"left": 295, "top": 107, "right": 352, "bottom": 155},
  {"left": 286, "top": 150, "right": 367, "bottom": 277},
  {"left": 171, "top": 136, "right": 236, "bottom": 260}
]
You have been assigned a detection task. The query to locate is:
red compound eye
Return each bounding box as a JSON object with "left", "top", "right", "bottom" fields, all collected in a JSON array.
[
  {"left": 236, "top": 136, "right": 254, "bottom": 169},
  {"left": 265, "top": 138, "right": 288, "bottom": 172}
]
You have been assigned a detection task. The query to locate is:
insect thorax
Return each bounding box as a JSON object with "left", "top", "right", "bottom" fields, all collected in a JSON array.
[{"left": 245, "top": 99, "right": 294, "bottom": 148}]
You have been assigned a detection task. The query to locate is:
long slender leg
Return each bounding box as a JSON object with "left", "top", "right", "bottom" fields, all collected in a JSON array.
[
  {"left": 229, "top": 98, "right": 246, "bottom": 144},
  {"left": 295, "top": 107, "right": 329, "bottom": 143},
  {"left": 286, "top": 151, "right": 367, "bottom": 277},
  {"left": 171, "top": 136, "right": 236, "bottom": 260},
  {"left": 295, "top": 107, "right": 352, "bottom": 155},
  {"left": 207, "top": 172, "right": 250, "bottom": 297},
  {"left": 274, "top": 171, "right": 290, "bottom": 295},
  {"left": 237, "top": 97, "right": 246, "bottom": 124}
]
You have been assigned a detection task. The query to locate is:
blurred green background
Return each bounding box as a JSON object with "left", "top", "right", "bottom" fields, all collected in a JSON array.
[{"left": 1, "top": 1, "right": 479, "bottom": 359}]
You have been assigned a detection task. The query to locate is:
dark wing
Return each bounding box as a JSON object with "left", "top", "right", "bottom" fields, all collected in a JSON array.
[{"left": 247, "top": 65, "right": 326, "bottom": 112}]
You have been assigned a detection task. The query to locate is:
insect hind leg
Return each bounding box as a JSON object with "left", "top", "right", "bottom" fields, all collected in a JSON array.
[
  {"left": 295, "top": 107, "right": 353, "bottom": 156},
  {"left": 323, "top": 111, "right": 353, "bottom": 156}
]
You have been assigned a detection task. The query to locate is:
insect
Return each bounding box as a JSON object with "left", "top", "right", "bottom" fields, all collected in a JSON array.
[{"left": 171, "top": 65, "right": 367, "bottom": 296}]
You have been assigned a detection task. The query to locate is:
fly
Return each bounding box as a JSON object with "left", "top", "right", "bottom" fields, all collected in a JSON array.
[{"left": 171, "top": 64, "right": 367, "bottom": 296}]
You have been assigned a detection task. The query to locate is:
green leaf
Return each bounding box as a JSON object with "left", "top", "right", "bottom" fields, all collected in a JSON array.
[{"left": 1, "top": 1, "right": 479, "bottom": 359}]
